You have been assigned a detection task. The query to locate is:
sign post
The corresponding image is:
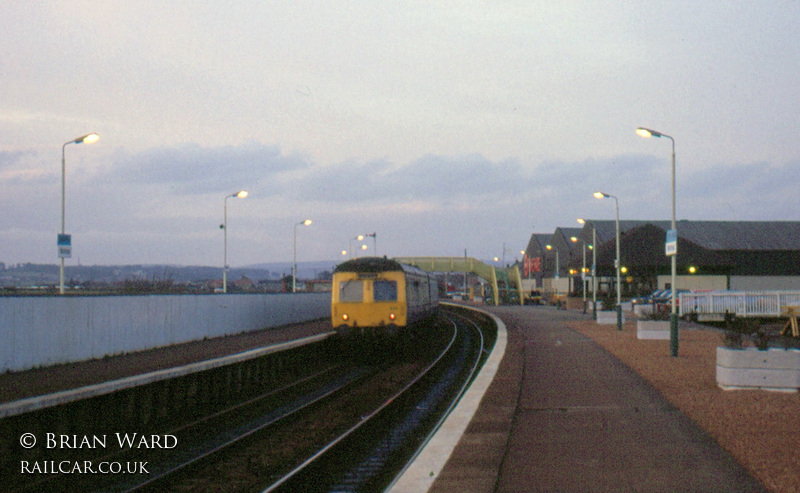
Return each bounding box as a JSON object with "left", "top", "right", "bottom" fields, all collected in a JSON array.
[
  {"left": 665, "top": 229, "right": 677, "bottom": 256},
  {"left": 57, "top": 234, "right": 72, "bottom": 259}
]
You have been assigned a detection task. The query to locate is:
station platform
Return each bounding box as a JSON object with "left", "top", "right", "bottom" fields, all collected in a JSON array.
[
  {"left": 1, "top": 307, "right": 769, "bottom": 491},
  {"left": 394, "top": 305, "right": 767, "bottom": 493},
  {"left": 0, "top": 319, "right": 333, "bottom": 409}
]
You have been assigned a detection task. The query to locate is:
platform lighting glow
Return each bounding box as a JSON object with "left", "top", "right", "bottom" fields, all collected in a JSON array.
[
  {"left": 75, "top": 133, "right": 99, "bottom": 144},
  {"left": 636, "top": 127, "right": 667, "bottom": 139}
]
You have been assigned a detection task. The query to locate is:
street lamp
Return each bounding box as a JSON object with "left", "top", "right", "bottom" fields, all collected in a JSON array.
[
  {"left": 570, "top": 236, "right": 588, "bottom": 313},
  {"left": 364, "top": 232, "right": 377, "bottom": 256},
  {"left": 293, "top": 219, "right": 312, "bottom": 293},
  {"left": 546, "top": 244, "right": 559, "bottom": 307},
  {"left": 221, "top": 190, "right": 247, "bottom": 293},
  {"left": 578, "top": 218, "right": 598, "bottom": 320},
  {"left": 349, "top": 235, "right": 364, "bottom": 259},
  {"left": 638, "top": 126, "right": 679, "bottom": 356},
  {"left": 60, "top": 133, "right": 99, "bottom": 294},
  {"left": 594, "top": 191, "right": 622, "bottom": 330}
]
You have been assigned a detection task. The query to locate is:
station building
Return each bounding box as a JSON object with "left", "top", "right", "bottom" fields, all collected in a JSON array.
[{"left": 527, "top": 220, "right": 800, "bottom": 299}]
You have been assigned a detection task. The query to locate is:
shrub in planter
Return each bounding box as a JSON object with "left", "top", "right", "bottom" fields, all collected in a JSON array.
[
  {"left": 716, "top": 317, "right": 800, "bottom": 391},
  {"left": 642, "top": 311, "right": 670, "bottom": 321}
]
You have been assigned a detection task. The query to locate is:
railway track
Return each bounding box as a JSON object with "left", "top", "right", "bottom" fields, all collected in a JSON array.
[
  {"left": 14, "top": 305, "right": 495, "bottom": 493},
  {"left": 265, "top": 309, "right": 486, "bottom": 492}
]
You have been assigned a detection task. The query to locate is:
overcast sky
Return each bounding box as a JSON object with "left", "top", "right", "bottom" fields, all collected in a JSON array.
[{"left": 2, "top": 1, "right": 799, "bottom": 268}]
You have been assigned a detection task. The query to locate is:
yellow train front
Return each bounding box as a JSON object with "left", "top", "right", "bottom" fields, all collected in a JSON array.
[{"left": 331, "top": 257, "right": 439, "bottom": 336}]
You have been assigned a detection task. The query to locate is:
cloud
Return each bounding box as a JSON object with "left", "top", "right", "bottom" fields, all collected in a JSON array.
[
  {"left": 297, "top": 153, "right": 530, "bottom": 208},
  {"left": 679, "top": 160, "right": 800, "bottom": 220},
  {"left": 97, "top": 142, "right": 312, "bottom": 196},
  {"left": 1, "top": 136, "right": 797, "bottom": 266}
]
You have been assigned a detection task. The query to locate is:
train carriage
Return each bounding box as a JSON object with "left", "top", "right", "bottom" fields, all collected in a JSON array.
[{"left": 331, "top": 257, "right": 439, "bottom": 335}]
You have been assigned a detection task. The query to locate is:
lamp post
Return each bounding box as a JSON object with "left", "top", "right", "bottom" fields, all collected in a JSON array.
[
  {"left": 570, "top": 236, "right": 588, "bottom": 313},
  {"left": 364, "top": 232, "right": 377, "bottom": 256},
  {"left": 577, "top": 218, "right": 598, "bottom": 320},
  {"left": 221, "top": 190, "right": 247, "bottom": 293},
  {"left": 594, "top": 192, "right": 622, "bottom": 330},
  {"left": 349, "top": 235, "right": 364, "bottom": 259},
  {"left": 293, "top": 219, "right": 312, "bottom": 293},
  {"left": 638, "top": 126, "right": 679, "bottom": 356},
  {"left": 546, "top": 244, "right": 559, "bottom": 307},
  {"left": 59, "top": 133, "right": 99, "bottom": 294}
]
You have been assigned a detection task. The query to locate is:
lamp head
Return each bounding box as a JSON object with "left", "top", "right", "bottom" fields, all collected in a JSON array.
[
  {"left": 78, "top": 133, "right": 99, "bottom": 144},
  {"left": 636, "top": 127, "right": 663, "bottom": 138},
  {"left": 577, "top": 218, "right": 586, "bottom": 225},
  {"left": 303, "top": 219, "right": 312, "bottom": 226},
  {"left": 234, "top": 190, "right": 248, "bottom": 198},
  {"left": 593, "top": 191, "right": 607, "bottom": 199}
]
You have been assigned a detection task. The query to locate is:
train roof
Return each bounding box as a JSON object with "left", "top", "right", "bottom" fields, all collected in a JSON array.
[{"left": 333, "top": 257, "right": 429, "bottom": 277}]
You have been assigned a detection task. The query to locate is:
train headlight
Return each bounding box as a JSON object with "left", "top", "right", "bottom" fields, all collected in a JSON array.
[
  {"left": 342, "top": 314, "right": 349, "bottom": 321},
  {"left": 389, "top": 313, "right": 396, "bottom": 321}
]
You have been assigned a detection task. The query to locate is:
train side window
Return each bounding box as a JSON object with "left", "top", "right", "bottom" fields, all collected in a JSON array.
[
  {"left": 339, "top": 281, "right": 363, "bottom": 302},
  {"left": 373, "top": 280, "right": 397, "bottom": 301}
]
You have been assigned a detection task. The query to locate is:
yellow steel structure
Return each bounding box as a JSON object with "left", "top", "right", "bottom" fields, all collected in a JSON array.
[{"left": 393, "top": 256, "right": 524, "bottom": 306}]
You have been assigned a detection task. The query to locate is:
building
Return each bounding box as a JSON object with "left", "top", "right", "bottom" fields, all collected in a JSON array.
[{"left": 530, "top": 220, "right": 800, "bottom": 299}]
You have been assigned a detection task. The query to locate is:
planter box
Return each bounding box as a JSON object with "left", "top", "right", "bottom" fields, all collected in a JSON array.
[
  {"left": 637, "top": 320, "right": 670, "bottom": 340},
  {"left": 596, "top": 310, "right": 625, "bottom": 325},
  {"left": 716, "top": 347, "right": 800, "bottom": 392}
]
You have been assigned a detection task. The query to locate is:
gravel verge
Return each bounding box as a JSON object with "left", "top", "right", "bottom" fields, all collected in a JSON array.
[{"left": 569, "top": 317, "right": 800, "bottom": 493}]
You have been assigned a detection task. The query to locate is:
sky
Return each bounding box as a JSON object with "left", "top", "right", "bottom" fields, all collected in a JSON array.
[{"left": 2, "top": 1, "right": 800, "bottom": 268}]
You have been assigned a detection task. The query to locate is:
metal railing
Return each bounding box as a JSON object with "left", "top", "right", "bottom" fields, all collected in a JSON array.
[{"left": 680, "top": 291, "right": 800, "bottom": 317}]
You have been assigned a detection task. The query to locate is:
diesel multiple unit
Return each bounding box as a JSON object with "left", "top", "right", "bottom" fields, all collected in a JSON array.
[{"left": 331, "top": 257, "right": 439, "bottom": 335}]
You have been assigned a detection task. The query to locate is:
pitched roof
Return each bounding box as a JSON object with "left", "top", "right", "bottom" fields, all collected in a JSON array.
[{"left": 578, "top": 220, "right": 800, "bottom": 251}]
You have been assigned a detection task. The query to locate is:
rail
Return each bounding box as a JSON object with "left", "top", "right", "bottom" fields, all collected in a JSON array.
[{"left": 679, "top": 290, "right": 800, "bottom": 318}]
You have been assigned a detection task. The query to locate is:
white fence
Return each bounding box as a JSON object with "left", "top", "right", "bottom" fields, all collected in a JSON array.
[
  {"left": 0, "top": 293, "right": 330, "bottom": 373},
  {"left": 679, "top": 291, "right": 800, "bottom": 318}
]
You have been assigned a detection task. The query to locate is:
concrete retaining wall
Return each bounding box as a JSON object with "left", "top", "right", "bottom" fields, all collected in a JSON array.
[{"left": 0, "top": 293, "right": 330, "bottom": 373}]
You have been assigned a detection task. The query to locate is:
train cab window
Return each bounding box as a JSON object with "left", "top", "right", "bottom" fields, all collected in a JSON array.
[
  {"left": 373, "top": 280, "right": 398, "bottom": 301},
  {"left": 339, "top": 281, "right": 363, "bottom": 302}
]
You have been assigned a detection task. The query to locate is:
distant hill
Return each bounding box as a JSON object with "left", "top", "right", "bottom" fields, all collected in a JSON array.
[{"left": 0, "top": 260, "right": 344, "bottom": 287}]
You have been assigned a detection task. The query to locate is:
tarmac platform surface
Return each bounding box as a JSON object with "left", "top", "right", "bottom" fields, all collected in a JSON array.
[{"left": 422, "top": 306, "right": 766, "bottom": 492}]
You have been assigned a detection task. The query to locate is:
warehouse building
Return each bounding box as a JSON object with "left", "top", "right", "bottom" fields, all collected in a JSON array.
[{"left": 531, "top": 220, "right": 800, "bottom": 299}]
